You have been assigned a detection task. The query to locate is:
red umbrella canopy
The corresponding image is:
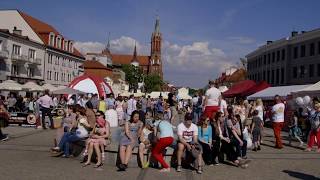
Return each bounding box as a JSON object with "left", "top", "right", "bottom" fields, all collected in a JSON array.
[
  {"left": 241, "top": 81, "right": 271, "bottom": 97},
  {"left": 223, "top": 80, "right": 256, "bottom": 98}
]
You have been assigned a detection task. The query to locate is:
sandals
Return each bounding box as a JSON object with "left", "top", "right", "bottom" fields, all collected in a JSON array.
[
  {"left": 94, "top": 163, "right": 103, "bottom": 168},
  {"left": 82, "top": 163, "right": 91, "bottom": 167}
]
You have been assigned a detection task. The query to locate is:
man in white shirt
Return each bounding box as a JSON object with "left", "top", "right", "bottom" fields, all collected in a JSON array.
[
  {"left": 203, "top": 80, "right": 221, "bottom": 119},
  {"left": 271, "top": 95, "right": 285, "bottom": 149},
  {"left": 105, "top": 105, "right": 118, "bottom": 127},
  {"left": 176, "top": 113, "right": 203, "bottom": 174},
  {"left": 126, "top": 95, "right": 136, "bottom": 118},
  {"left": 37, "top": 89, "right": 54, "bottom": 129}
]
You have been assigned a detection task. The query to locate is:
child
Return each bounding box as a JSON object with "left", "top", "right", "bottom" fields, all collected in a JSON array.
[
  {"left": 251, "top": 110, "right": 263, "bottom": 151},
  {"left": 83, "top": 111, "right": 108, "bottom": 160},
  {"left": 138, "top": 118, "right": 154, "bottom": 168},
  {"left": 288, "top": 111, "right": 304, "bottom": 147}
]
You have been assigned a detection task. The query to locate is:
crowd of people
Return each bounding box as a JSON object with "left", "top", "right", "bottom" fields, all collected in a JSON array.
[{"left": 0, "top": 80, "right": 319, "bottom": 174}]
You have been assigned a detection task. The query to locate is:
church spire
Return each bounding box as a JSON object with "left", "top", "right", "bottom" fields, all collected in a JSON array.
[
  {"left": 154, "top": 15, "right": 160, "bottom": 34},
  {"left": 131, "top": 42, "right": 139, "bottom": 67},
  {"left": 102, "top": 32, "right": 111, "bottom": 55},
  {"left": 106, "top": 33, "right": 110, "bottom": 50}
]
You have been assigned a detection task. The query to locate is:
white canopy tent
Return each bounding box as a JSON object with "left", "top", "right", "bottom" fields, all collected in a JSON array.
[
  {"left": 148, "top": 92, "right": 169, "bottom": 99},
  {"left": 247, "top": 85, "right": 310, "bottom": 100},
  {"left": 0, "top": 80, "right": 23, "bottom": 91},
  {"left": 51, "top": 87, "right": 87, "bottom": 95},
  {"left": 292, "top": 81, "right": 320, "bottom": 97},
  {"left": 42, "top": 83, "right": 58, "bottom": 91},
  {"left": 22, "top": 82, "right": 44, "bottom": 92}
]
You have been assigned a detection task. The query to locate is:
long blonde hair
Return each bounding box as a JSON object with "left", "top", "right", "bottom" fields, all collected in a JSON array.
[{"left": 256, "top": 98, "right": 263, "bottom": 107}]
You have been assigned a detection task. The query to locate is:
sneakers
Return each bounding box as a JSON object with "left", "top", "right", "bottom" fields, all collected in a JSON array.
[
  {"left": 176, "top": 165, "right": 182, "bottom": 172},
  {"left": 196, "top": 166, "right": 203, "bottom": 174},
  {"left": 299, "top": 142, "right": 304, "bottom": 147},
  {"left": 159, "top": 168, "right": 170, "bottom": 172},
  {"left": 0, "top": 135, "right": 9, "bottom": 141}
]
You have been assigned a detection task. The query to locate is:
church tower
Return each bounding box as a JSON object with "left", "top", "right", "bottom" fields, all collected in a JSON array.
[{"left": 150, "top": 16, "right": 163, "bottom": 79}]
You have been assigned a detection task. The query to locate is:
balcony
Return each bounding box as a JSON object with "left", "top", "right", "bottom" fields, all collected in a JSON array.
[
  {"left": 28, "top": 57, "right": 42, "bottom": 65},
  {"left": 11, "top": 54, "right": 28, "bottom": 63},
  {"left": 0, "top": 49, "right": 9, "bottom": 59}
]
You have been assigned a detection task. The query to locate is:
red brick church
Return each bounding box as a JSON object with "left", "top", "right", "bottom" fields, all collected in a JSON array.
[{"left": 86, "top": 17, "right": 163, "bottom": 79}]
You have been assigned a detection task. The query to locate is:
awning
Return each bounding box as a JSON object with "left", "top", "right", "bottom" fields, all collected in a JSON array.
[
  {"left": 22, "top": 82, "right": 44, "bottom": 92},
  {"left": 247, "top": 84, "right": 310, "bottom": 100},
  {"left": 0, "top": 80, "right": 23, "bottom": 91},
  {"left": 223, "top": 80, "right": 256, "bottom": 98},
  {"left": 51, "top": 87, "right": 87, "bottom": 95},
  {"left": 241, "top": 81, "right": 270, "bottom": 97}
]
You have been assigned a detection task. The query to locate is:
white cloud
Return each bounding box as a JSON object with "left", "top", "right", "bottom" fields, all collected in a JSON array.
[{"left": 75, "top": 37, "right": 238, "bottom": 88}]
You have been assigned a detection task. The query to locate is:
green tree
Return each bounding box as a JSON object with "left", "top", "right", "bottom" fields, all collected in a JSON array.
[
  {"left": 144, "top": 73, "right": 163, "bottom": 93},
  {"left": 121, "top": 64, "right": 143, "bottom": 92}
]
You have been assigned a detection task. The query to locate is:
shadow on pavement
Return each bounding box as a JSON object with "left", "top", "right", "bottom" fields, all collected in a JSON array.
[{"left": 283, "top": 170, "right": 320, "bottom": 180}]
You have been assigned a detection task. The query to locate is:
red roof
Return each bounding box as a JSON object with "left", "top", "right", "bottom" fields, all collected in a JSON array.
[
  {"left": 18, "top": 11, "right": 84, "bottom": 58},
  {"left": 112, "top": 54, "right": 150, "bottom": 66},
  {"left": 223, "top": 80, "right": 256, "bottom": 98},
  {"left": 81, "top": 60, "right": 112, "bottom": 70},
  {"left": 241, "top": 81, "right": 271, "bottom": 97}
]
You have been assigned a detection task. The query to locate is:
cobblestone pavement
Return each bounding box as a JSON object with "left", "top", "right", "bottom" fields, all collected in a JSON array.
[{"left": 0, "top": 126, "right": 319, "bottom": 180}]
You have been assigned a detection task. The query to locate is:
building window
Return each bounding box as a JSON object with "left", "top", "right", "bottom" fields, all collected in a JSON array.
[
  {"left": 272, "top": 52, "right": 275, "bottom": 63},
  {"left": 271, "top": 70, "right": 275, "bottom": 84},
  {"left": 11, "top": 65, "right": 18, "bottom": 75},
  {"left": 281, "top": 49, "right": 285, "bottom": 61},
  {"left": 54, "top": 72, "right": 59, "bottom": 81},
  {"left": 318, "top": 42, "right": 320, "bottom": 54},
  {"left": 267, "top": 70, "right": 270, "bottom": 83},
  {"left": 74, "top": 62, "right": 77, "bottom": 69},
  {"left": 267, "top": 53, "right": 270, "bottom": 64},
  {"left": 310, "top": 43, "right": 315, "bottom": 56},
  {"left": 47, "top": 71, "right": 52, "bottom": 80},
  {"left": 12, "top": 44, "right": 21, "bottom": 55},
  {"left": 309, "top": 64, "right": 314, "bottom": 77},
  {"left": 263, "top": 71, "right": 266, "bottom": 80},
  {"left": 301, "top": 45, "right": 306, "bottom": 57},
  {"left": 294, "top": 46, "right": 298, "bottom": 59},
  {"left": 27, "top": 68, "right": 34, "bottom": 77},
  {"left": 263, "top": 55, "right": 266, "bottom": 65},
  {"left": 276, "top": 50, "right": 280, "bottom": 62},
  {"left": 28, "top": 49, "right": 36, "bottom": 59},
  {"left": 293, "top": 67, "right": 297, "bottom": 78},
  {"left": 276, "top": 69, "right": 280, "bottom": 85},
  {"left": 281, "top": 68, "right": 284, "bottom": 84},
  {"left": 48, "top": 54, "right": 53, "bottom": 64},
  {"left": 49, "top": 34, "right": 55, "bottom": 46},
  {"left": 300, "top": 65, "right": 305, "bottom": 78}
]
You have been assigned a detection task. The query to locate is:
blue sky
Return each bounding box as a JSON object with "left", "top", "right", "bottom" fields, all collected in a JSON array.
[{"left": 1, "top": 0, "right": 320, "bottom": 88}]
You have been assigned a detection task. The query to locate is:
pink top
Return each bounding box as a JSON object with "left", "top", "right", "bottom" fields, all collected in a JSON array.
[{"left": 37, "top": 95, "right": 53, "bottom": 108}]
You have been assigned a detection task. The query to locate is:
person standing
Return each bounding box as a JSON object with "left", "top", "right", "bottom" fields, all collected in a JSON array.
[
  {"left": 272, "top": 95, "right": 285, "bottom": 149},
  {"left": 305, "top": 102, "right": 320, "bottom": 152},
  {"left": 127, "top": 95, "right": 137, "bottom": 119},
  {"left": 141, "top": 96, "right": 147, "bottom": 113},
  {"left": 203, "top": 80, "right": 221, "bottom": 120},
  {"left": 37, "top": 89, "right": 54, "bottom": 129},
  {"left": 167, "top": 93, "right": 178, "bottom": 125},
  {"left": 7, "top": 94, "right": 17, "bottom": 112}
]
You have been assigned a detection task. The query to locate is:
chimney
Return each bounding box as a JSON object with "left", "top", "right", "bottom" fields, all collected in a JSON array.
[
  {"left": 291, "top": 31, "right": 298, "bottom": 37},
  {"left": 13, "top": 26, "right": 22, "bottom": 36},
  {"left": 267, "top": 41, "right": 273, "bottom": 45}
]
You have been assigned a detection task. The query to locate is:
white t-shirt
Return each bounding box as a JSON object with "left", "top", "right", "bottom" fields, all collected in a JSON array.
[
  {"left": 192, "top": 97, "right": 199, "bottom": 106},
  {"left": 220, "top": 99, "right": 227, "bottom": 113},
  {"left": 105, "top": 109, "right": 118, "bottom": 127},
  {"left": 255, "top": 105, "right": 264, "bottom": 121},
  {"left": 177, "top": 123, "right": 198, "bottom": 143},
  {"left": 272, "top": 103, "right": 285, "bottom": 123},
  {"left": 205, "top": 87, "right": 221, "bottom": 106}
]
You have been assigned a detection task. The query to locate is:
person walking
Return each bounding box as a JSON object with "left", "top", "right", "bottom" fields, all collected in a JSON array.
[{"left": 272, "top": 95, "right": 285, "bottom": 149}]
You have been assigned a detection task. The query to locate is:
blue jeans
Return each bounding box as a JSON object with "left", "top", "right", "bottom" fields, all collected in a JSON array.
[
  {"left": 193, "top": 108, "right": 202, "bottom": 124},
  {"left": 58, "top": 132, "right": 82, "bottom": 156}
]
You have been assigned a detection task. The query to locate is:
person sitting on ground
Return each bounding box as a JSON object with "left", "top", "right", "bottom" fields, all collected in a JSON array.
[
  {"left": 138, "top": 118, "right": 154, "bottom": 169},
  {"left": 250, "top": 110, "right": 263, "bottom": 151},
  {"left": 176, "top": 113, "right": 203, "bottom": 174},
  {"left": 83, "top": 111, "right": 110, "bottom": 168},
  {"left": 197, "top": 114, "right": 213, "bottom": 165},
  {"left": 52, "top": 106, "right": 91, "bottom": 157},
  {"left": 118, "top": 110, "right": 143, "bottom": 171}
]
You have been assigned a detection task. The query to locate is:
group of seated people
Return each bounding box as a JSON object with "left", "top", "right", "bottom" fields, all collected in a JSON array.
[{"left": 51, "top": 102, "right": 252, "bottom": 173}]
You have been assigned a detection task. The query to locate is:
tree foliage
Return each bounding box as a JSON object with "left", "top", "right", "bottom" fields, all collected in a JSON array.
[
  {"left": 144, "top": 73, "right": 163, "bottom": 93},
  {"left": 121, "top": 64, "right": 143, "bottom": 92}
]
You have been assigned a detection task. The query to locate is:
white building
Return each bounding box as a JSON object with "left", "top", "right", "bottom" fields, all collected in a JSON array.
[
  {"left": 0, "top": 29, "right": 45, "bottom": 83},
  {"left": 0, "top": 10, "right": 85, "bottom": 85}
]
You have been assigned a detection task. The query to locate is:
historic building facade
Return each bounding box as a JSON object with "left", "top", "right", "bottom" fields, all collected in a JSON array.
[
  {"left": 0, "top": 10, "right": 85, "bottom": 86},
  {"left": 247, "top": 28, "right": 320, "bottom": 86},
  {"left": 86, "top": 17, "right": 163, "bottom": 79}
]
